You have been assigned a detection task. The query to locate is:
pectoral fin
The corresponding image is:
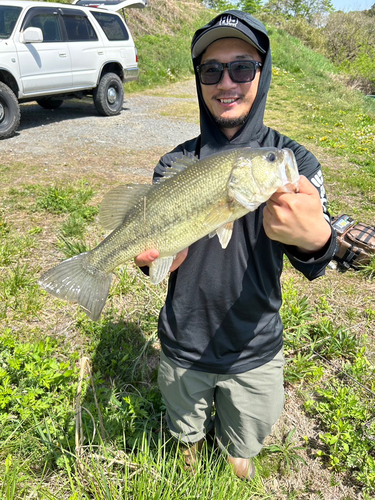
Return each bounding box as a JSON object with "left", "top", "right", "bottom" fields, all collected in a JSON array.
[
  {"left": 204, "top": 203, "right": 235, "bottom": 248},
  {"left": 149, "top": 256, "right": 175, "bottom": 284},
  {"left": 203, "top": 202, "right": 233, "bottom": 228},
  {"left": 216, "top": 222, "right": 234, "bottom": 249}
]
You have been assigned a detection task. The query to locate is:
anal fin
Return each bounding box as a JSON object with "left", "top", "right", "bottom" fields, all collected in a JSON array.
[{"left": 149, "top": 256, "right": 175, "bottom": 284}]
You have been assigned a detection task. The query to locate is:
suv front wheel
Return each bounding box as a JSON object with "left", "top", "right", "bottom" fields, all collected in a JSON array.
[
  {"left": 93, "top": 73, "right": 124, "bottom": 116},
  {"left": 0, "top": 82, "right": 21, "bottom": 140}
]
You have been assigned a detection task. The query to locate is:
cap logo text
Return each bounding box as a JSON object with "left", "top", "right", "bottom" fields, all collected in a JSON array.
[{"left": 219, "top": 15, "right": 238, "bottom": 27}]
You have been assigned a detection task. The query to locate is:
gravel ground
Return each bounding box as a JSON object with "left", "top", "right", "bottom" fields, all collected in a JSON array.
[{"left": 0, "top": 79, "right": 199, "bottom": 183}]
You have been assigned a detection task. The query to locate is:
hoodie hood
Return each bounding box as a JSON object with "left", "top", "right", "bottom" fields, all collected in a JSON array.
[{"left": 191, "top": 10, "right": 271, "bottom": 159}]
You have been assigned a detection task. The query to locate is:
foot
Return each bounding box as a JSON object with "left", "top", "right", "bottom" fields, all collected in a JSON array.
[
  {"left": 227, "top": 456, "right": 255, "bottom": 480},
  {"left": 180, "top": 439, "right": 204, "bottom": 469}
]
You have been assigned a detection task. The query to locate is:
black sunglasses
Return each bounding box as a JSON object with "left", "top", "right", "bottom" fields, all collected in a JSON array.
[{"left": 197, "top": 60, "right": 262, "bottom": 85}]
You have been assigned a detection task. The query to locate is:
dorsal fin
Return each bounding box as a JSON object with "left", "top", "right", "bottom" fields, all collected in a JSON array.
[
  {"left": 99, "top": 184, "right": 153, "bottom": 231},
  {"left": 155, "top": 154, "right": 198, "bottom": 183}
]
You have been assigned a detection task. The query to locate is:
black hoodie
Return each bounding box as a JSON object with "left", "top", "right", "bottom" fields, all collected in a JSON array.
[{"left": 153, "top": 11, "right": 337, "bottom": 374}]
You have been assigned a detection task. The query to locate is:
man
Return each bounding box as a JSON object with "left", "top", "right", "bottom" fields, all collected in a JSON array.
[{"left": 135, "top": 10, "right": 337, "bottom": 480}]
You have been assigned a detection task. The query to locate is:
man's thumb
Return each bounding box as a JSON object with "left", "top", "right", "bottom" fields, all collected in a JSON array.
[{"left": 298, "top": 175, "right": 319, "bottom": 195}]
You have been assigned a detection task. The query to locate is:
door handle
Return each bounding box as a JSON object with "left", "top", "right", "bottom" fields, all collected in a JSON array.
[{"left": 59, "top": 52, "right": 67, "bottom": 57}]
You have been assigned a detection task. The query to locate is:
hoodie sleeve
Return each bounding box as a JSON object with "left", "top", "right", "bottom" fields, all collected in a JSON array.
[
  {"left": 138, "top": 138, "right": 201, "bottom": 275},
  {"left": 283, "top": 227, "right": 337, "bottom": 281},
  {"left": 279, "top": 140, "right": 338, "bottom": 280}
]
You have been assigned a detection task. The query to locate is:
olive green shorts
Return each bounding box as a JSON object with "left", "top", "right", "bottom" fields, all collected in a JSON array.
[{"left": 158, "top": 349, "right": 285, "bottom": 459}]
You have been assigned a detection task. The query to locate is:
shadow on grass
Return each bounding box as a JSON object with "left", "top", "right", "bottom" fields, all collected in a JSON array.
[{"left": 77, "top": 312, "right": 164, "bottom": 452}]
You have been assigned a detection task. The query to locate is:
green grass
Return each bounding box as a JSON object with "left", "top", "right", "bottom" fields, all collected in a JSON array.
[
  {"left": 0, "top": 314, "right": 269, "bottom": 499},
  {"left": 265, "top": 28, "right": 375, "bottom": 223},
  {"left": 126, "top": 9, "right": 213, "bottom": 92},
  {"left": 269, "top": 28, "right": 375, "bottom": 164},
  {"left": 2, "top": 224, "right": 374, "bottom": 497}
]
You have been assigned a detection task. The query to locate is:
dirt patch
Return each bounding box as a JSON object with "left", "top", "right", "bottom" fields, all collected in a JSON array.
[{"left": 0, "top": 79, "right": 199, "bottom": 186}]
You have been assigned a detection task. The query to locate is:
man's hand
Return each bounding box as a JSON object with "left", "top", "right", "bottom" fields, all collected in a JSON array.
[
  {"left": 263, "top": 175, "right": 332, "bottom": 253},
  {"left": 134, "top": 248, "right": 189, "bottom": 272}
]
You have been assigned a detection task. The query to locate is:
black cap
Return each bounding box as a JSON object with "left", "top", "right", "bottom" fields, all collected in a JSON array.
[{"left": 192, "top": 13, "right": 266, "bottom": 59}]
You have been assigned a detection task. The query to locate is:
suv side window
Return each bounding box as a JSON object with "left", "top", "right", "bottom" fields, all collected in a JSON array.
[
  {"left": 0, "top": 5, "right": 22, "bottom": 39},
  {"left": 91, "top": 11, "right": 129, "bottom": 41},
  {"left": 25, "top": 12, "right": 62, "bottom": 42},
  {"left": 62, "top": 15, "right": 98, "bottom": 42}
]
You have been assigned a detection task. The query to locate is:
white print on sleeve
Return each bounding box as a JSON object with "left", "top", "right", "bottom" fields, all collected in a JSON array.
[{"left": 310, "top": 170, "right": 329, "bottom": 222}]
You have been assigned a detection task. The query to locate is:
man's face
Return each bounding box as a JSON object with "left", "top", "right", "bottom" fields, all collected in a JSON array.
[{"left": 199, "top": 38, "right": 262, "bottom": 140}]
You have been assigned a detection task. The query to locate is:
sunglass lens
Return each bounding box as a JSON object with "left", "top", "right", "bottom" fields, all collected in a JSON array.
[
  {"left": 200, "top": 63, "right": 222, "bottom": 84},
  {"left": 230, "top": 62, "right": 256, "bottom": 82}
]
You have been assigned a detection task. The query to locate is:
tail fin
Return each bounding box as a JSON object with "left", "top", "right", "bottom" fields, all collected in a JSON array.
[{"left": 38, "top": 252, "right": 112, "bottom": 321}]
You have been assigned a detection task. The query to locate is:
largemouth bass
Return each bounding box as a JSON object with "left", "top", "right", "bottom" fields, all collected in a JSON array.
[{"left": 39, "top": 147, "right": 299, "bottom": 320}]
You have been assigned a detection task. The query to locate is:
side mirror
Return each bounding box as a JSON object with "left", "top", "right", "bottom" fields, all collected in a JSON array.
[{"left": 21, "top": 27, "right": 43, "bottom": 43}]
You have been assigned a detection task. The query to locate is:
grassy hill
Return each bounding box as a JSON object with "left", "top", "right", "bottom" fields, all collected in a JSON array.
[
  {"left": 125, "top": 0, "right": 213, "bottom": 89},
  {"left": 0, "top": 2, "right": 374, "bottom": 499}
]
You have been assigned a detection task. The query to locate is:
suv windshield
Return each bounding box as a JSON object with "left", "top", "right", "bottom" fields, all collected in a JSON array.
[{"left": 0, "top": 5, "right": 22, "bottom": 39}]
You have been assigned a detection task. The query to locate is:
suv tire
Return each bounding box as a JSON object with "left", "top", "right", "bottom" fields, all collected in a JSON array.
[
  {"left": 0, "top": 82, "right": 21, "bottom": 140},
  {"left": 93, "top": 73, "right": 124, "bottom": 116},
  {"left": 37, "top": 98, "right": 64, "bottom": 110}
]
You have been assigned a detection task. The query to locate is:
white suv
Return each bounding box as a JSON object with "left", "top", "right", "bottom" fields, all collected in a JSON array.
[{"left": 0, "top": 0, "right": 147, "bottom": 139}]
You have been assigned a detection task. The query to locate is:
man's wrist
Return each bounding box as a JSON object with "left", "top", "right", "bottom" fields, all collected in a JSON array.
[{"left": 295, "top": 221, "right": 332, "bottom": 254}]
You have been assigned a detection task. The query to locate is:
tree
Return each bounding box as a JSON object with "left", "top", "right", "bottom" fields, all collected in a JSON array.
[
  {"left": 204, "top": 0, "right": 237, "bottom": 10},
  {"left": 204, "top": 0, "right": 263, "bottom": 13},
  {"left": 323, "top": 11, "right": 375, "bottom": 64},
  {"left": 264, "top": 0, "right": 334, "bottom": 25},
  {"left": 238, "top": 0, "right": 263, "bottom": 14},
  {"left": 365, "top": 2, "right": 375, "bottom": 16}
]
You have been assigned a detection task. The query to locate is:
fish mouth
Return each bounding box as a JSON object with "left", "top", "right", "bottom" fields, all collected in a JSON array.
[{"left": 282, "top": 148, "right": 300, "bottom": 191}]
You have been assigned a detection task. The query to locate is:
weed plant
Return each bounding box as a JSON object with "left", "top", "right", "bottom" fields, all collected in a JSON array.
[
  {"left": 0, "top": 225, "right": 38, "bottom": 267},
  {"left": 0, "top": 182, "right": 98, "bottom": 322},
  {"left": 7, "top": 180, "right": 98, "bottom": 237},
  {"left": 359, "top": 256, "right": 375, "bottom": 281},
  {"left": 263, "top": 428, "right": 307, "bottom": 473}
]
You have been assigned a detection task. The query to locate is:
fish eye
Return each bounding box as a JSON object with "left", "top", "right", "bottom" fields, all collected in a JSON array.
[{"left": 267, "top": 152, "right": 277, "bottom": 162}]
